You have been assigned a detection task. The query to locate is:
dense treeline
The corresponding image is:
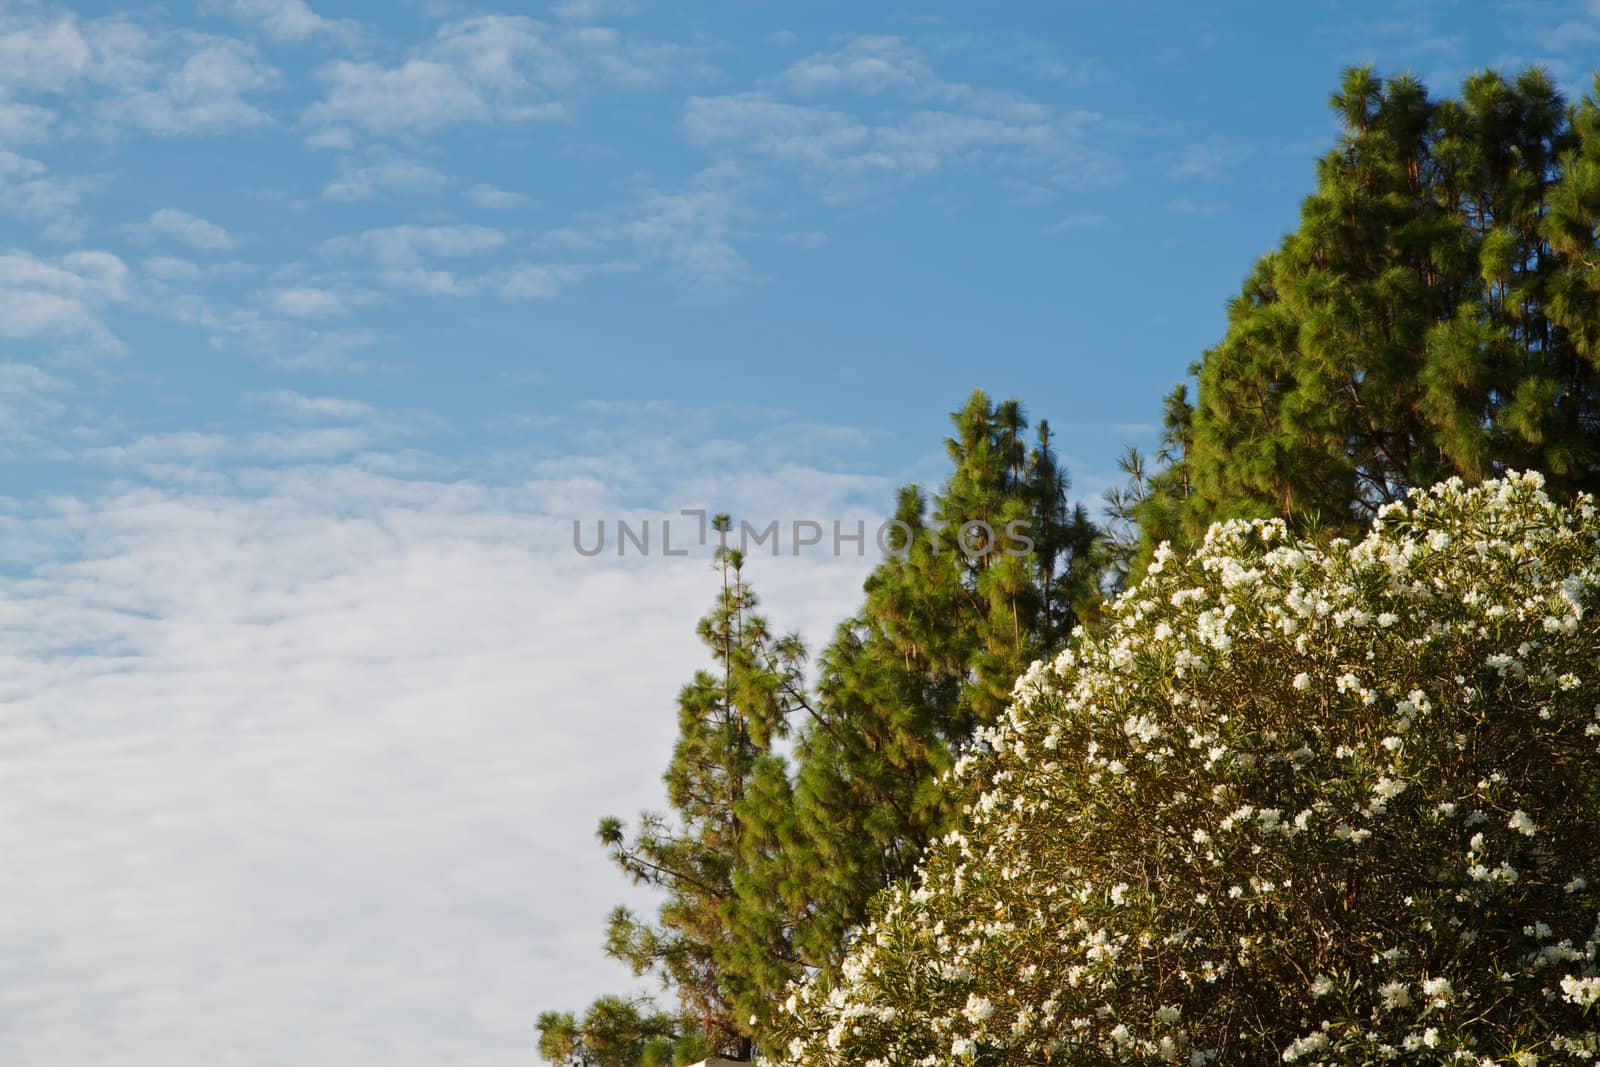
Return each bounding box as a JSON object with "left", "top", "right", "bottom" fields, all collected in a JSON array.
[
  {"left": 776, "top": 473, "right": 1600, "bottom": 1065},
  {"left": 539, "top": 64, "right": 1600, "bottom": 1065},
  {"left": 539, "top": 396, "right": 1099, "bottom": 1065},
  {"left": 1113, "top": 65, "right": 1600, "bottom": 581}
]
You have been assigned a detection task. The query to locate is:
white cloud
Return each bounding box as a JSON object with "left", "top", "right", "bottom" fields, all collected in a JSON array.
[
  {"left": 1052, "top": 211, "right": 1108, "bottom": 231},
  {"left": 1503, "top": 0, "right": 1600, "bottom": 52},
  {"left": 683, "top": 36, "right": 1117, "bottom": 204},
  {"left": 685, "top": 89, "right": 1111, "bottom": 202},
  {"left": 465, "top": 183, "right": 535, "bottom": 209},
  {"left": 377, "top": 267, "right": 468, "bottom": 295},
  {"left": 83, "top": 426, "right": 398, "bottom": 476},
  {"left": 0, "top": 250, "right": 127, "bottom": 351},
  {"left": 335, "top": 224, "right": 507, "bottom": 266},
  {"left": 253, "top": 389, "right": 377, "bottom": 421},
  {"left": 535, "top": 169, "right": 751, "bottom": 289},
  {"left": 200, "top": 0, "right": 360, "bottom": 44},
  {"left": 1170, "top": 139, "right": 1242, "bottom": 181},
  {"left": 326, "top": 225, "right": 507, "bottom": 295},
  {"left": 620, "top": 183, "right": 749, "bottom": 281},
  {"left": 0, "top": 288, "right": 104, "bottom": 346},
  {"left": 308, "top": 57, "right": 495, "bottom": 135},
  {"left": 778, "top": 37, "right": 1056, "bottom": 125},
  {"left": 103, "top": 38, "right": 279, "bottom": 136},
  {"left": 0, "top": 361, "right": 70, "bottom": 451},
  {"left": 268, "top": 286, "right": 352, "bottom": 318},
  {"left": 775, "top": 230, "right": 827, "bottom": 248},
  {"left": 148, "top": 208, "right": 233, "bottom": 251},
  {"left": 60, "top": 250, "right": 128, "bottom": 298},
  {"left": 1031, "top": 56, "right": 1110, "bottom": 84},
  {"left": 303, "top": 14, "right": 689, "bottom": 137},
  {"left": 779, "top": 35, "right": 940, "bottom": 96},
  {"left": 0, "top": 150, "right": 87, "bottom": 241},
  {"left": 551, "top": 0, "right": 644, "bottom": 22},
  {"left": 683, "top": 94, "right": 867, "bottom": 166},
  {"left": 0, "top": 10, "right": 279, "bottom": 137},
  {"left": 0, "top": 90, "right": 54, "bottom": 142},
  {"left": 0, "top": 419, "right": 881, "bottom": 1065},
  {"left": 303, "top": 123, "right": 353, "bottom": 149},
  {"left": 167, "top": 299, "right": 379, "bottom": 372},
  {"left": 0, "top": 10, "right": 112, "bottom": 92},
  {"left": 499, "top": 264, "right": 586, "bottom": 300},
  {"left": 323, "top": 150, "right": 449, "bottom": 201},
  {"left": 142, "top": 255, "right": 202, "bottom": 281}
]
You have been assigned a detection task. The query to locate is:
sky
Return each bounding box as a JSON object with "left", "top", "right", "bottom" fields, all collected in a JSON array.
[{"left": 1, "top": 1, "right": 1598, "bottom": 1064}]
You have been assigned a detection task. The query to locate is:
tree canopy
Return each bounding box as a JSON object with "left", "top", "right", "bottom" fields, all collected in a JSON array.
[
  {"left": 774, "top": 472, "right": 1600, "bottom": 1065},
  {"left": 542, "top": 395, "right": 1100, "bottom": 1062},
  {"left": 1122, "top": 66, "right": 1600, "bottom": 580},
  {"left": 544, "top": 63, "right": 1600, "bottom": 1066}
]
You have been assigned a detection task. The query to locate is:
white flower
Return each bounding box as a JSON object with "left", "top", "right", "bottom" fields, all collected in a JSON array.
[
  {"left": 1379, "top": 981, "right": 1412, "bottom": 1011},
  {"left": 1282, "top": 1031, "right": 1329, "bottom": 1062},
  {"left": 1373, "top": 776, "right": 1408, "bottom": 800},
  {"left": 776, "top": 476, "right": 1600, "bottom": 1064},
  {"left": 962, "top": 993, "right": 994, "bottom": 1024},
  {"left": 1560, "top": 975, "right": 1600, "bottom": 1008}
]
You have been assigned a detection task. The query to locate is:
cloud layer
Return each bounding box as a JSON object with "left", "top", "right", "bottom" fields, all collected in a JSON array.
[{"left": 0, "top": 412, "right": 884, "bottom": 1067}]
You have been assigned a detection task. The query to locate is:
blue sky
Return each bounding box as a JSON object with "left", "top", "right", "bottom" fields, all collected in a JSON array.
[{"left": 3, "top": 1, "right": 1599, "bottom": 1064}]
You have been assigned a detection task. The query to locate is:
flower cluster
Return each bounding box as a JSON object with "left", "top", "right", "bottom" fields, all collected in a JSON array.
[{"left": 770, "top": 473, "right": 1600, "bottom": 1066}]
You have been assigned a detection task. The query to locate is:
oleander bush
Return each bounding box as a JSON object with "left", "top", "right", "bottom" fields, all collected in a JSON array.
[{"left": 771, "top": 472, "right": 1600, "bottom": 1066}]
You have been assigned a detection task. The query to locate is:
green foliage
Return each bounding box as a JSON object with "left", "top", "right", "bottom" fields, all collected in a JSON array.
[
  {"left": 547, "top": 516, "right": 810, "bottom": 1062},
  {"left": 541, "top": 393, "right": 1101, "bottom": 1064},
  {"left": 1125, "top": 66, "right": 1600, "bottom": 579},
  {"left": 1102, "top": 383, "right": 1196, "bottom": 592},
  {"left": 760, "top": 391, "right": 1099, "bottom": 996},
  {"left": 548, "top": 63, "right": 1600, "bottom": 1066},
  {"left": 775, "top": 472, "right": 1600, "bottom": 1065},
  {"left": 535, "top": 998, "right": 680, "bottom": 1067}
]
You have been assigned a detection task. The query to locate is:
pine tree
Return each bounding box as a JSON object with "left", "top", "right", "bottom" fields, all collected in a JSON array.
[
  {"left": 760, "top": 391, "right": 1098, "bottom": 989},
  {"left": 1102, "top": 383, "right": 1195, "bottom": 588},
  {"left": 536, "top": 998, "right": 684, "bottom": 1067},
  {"left": 544, "top": 516, "right": 809, "bottom": 1063},
  {"left": 545, "top": 395, "right": 1100, "bottom": 1062},
  {"left": 1125, "top": 66, "right": 1600, "bottom": 573}
]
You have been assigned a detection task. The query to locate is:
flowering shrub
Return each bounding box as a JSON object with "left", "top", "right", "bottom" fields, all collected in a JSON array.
[{"left": 771, "top": 473, "right": 1600, "bottom": 1066}]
